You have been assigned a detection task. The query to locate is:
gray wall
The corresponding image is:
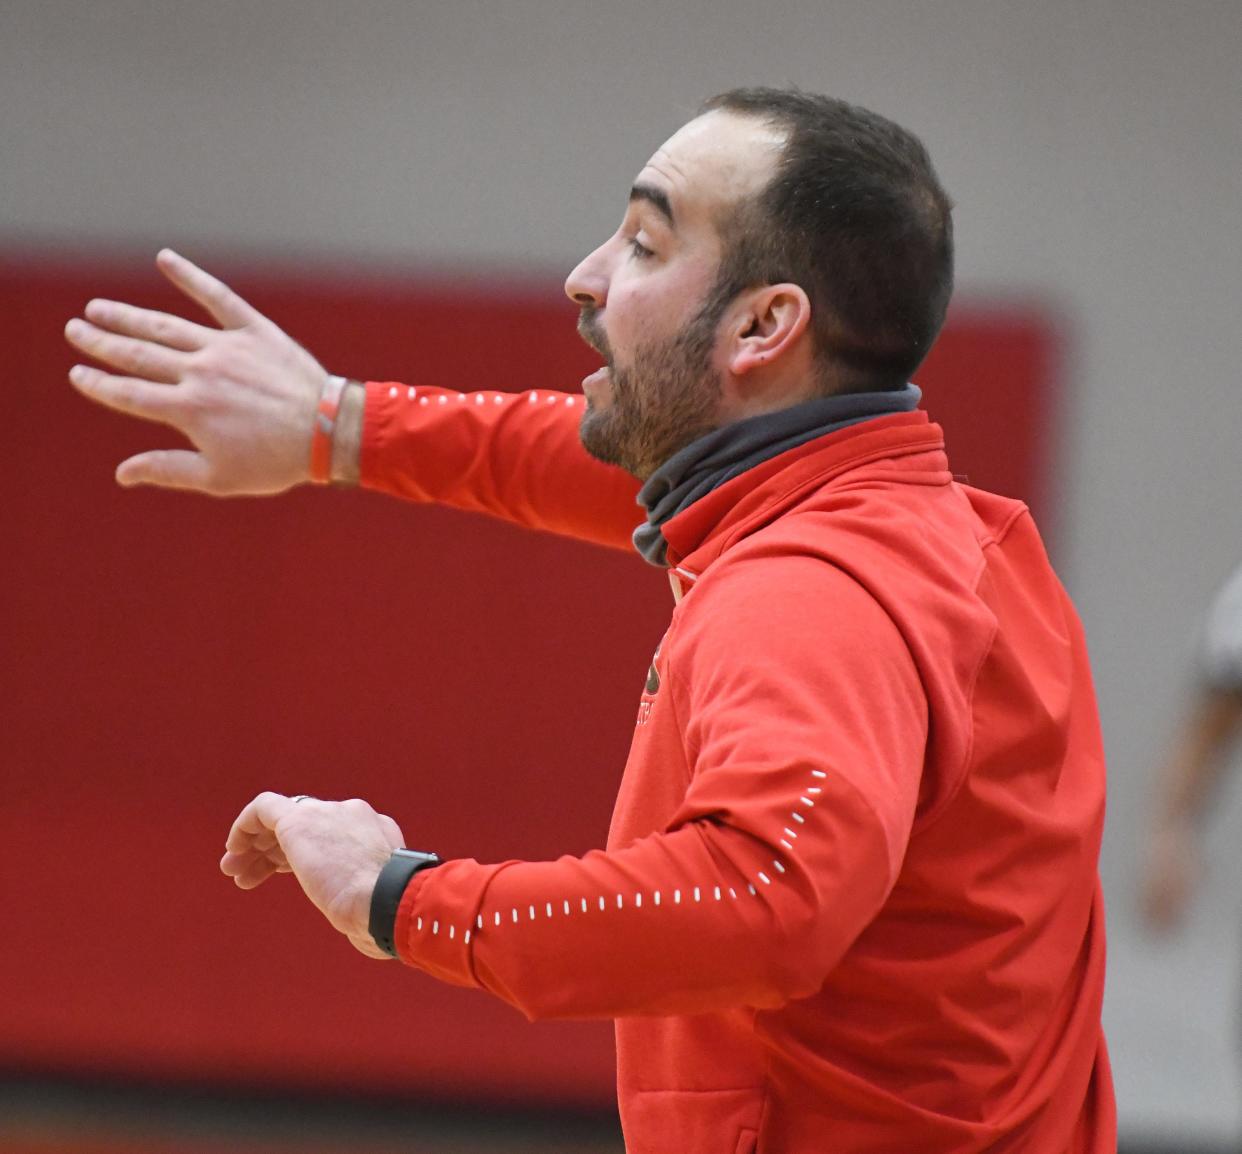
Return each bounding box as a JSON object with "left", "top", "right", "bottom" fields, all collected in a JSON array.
[{"left": 5, "top": 0, "right": 1241, "bottom": 1141}]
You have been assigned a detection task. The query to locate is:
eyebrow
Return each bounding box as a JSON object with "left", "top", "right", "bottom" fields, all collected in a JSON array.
[{"left": 629, "top": 183, "right": 676, "bottom": 228}]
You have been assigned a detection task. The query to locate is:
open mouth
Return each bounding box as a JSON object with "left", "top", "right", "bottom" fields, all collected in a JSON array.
[{"left": 576, "top": 310, "right": 613, "bottom": 394}]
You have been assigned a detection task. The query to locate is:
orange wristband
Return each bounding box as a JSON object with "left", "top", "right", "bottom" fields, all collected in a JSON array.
[{"left": 309, "top": 374, "right": 347, "bottom": 484}]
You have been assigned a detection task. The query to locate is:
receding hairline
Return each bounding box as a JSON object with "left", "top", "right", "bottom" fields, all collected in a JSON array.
[
  {"left": 656, "top": 107, "right": 790, "bottom": 236},
  {"left": 689, "top": 87, "right": 956, "bottom": 391},
  {"left": 692, "top": 98, "right": 793, "bottom": 153}
]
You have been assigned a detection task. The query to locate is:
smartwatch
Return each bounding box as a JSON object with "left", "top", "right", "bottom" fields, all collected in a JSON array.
[{"left": 369, "top": 848, "right": 442, "bottom": 958}]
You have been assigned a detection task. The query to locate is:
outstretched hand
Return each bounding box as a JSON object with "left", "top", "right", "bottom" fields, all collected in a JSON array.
[
  {"left": 221, "top": 792, "right": 406, "bottom": 959},
  {"left": 66, "top": 249, "right": 330, "bottom": 495}
]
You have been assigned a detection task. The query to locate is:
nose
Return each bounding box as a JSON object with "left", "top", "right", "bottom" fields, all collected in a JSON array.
[{"left": 564, "top": 242, "right": 609, "bottom": 307}]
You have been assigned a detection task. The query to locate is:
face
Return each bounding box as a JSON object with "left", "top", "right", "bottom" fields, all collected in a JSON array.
[{"left": 565, "top": 110, "right": 785, "bottom": 479}]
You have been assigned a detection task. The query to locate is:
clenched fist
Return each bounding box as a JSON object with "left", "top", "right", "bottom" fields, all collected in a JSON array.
[{"left": 221, "top": 792, "right": 406, "bottom": 959}]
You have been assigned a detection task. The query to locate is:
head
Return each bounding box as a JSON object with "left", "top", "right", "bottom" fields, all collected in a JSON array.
[{"left": 566, "top": 88, "right": 953, "bottom": 479}]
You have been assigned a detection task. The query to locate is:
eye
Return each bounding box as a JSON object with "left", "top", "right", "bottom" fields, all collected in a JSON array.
[{"left": 628, "top": 237, "right": 655, "bottom": 260}]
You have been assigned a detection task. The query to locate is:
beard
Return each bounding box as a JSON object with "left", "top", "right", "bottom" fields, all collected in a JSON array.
[{"left": 576, "top": 297, "right": 725, "bottom": 480}]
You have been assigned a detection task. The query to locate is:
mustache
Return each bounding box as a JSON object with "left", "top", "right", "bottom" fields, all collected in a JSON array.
[{"left": 577, "top": 308, "right": 612, "bottom": 362}]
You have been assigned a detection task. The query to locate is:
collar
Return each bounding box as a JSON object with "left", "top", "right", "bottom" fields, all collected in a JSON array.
[
  {"left": 661, "top": 411, "right": 949, "bottom": 600},
  {"left": 633, "top": 384, "right": 922, "bottom": 567}
]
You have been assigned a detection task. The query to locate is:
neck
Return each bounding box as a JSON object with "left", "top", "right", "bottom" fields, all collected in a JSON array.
[{"left": 632, "top": 382, "right": 922, "bottom": 566}]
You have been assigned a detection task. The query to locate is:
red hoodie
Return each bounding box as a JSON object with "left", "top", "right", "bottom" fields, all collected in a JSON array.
[{"left": 360, "top": 382, "right": 1115, "bottom": 1154}]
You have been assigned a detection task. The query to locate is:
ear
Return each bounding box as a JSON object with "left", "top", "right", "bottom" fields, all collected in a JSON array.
[{"left": 726, "top": 283, "right": 812, "bottom": 377}]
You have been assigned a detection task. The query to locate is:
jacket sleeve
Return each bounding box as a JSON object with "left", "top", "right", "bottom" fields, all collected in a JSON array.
[
  {"left": 359, "top": 381, "right": 644, "bottom": 552},
  {"left": 391, "top": 553, "right": 929, "bottom": 1019}
]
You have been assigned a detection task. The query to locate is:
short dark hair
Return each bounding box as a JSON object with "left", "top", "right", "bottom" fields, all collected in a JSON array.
[{"left": 700, "top": 87, "right": 954, "bottom": 392}]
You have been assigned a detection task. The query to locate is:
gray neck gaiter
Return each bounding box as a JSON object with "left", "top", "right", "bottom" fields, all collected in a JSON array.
[{"left": 632, "top": 383, "right": 921, "bottom": 567}]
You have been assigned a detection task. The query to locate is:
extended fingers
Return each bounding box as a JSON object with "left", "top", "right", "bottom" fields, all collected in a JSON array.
[
  {"left": 115, "top": 449, "right": 213, "bottom": 492},
  {"left": 65, "top": 318, "right": 187, "bottom": 384},
  {"left": 157, "top": 249, "right": 261, "bottom": 331},
  {"left": 84, "top": 298, "right": 213, "bottom": 351},
  {"left": 69, "top": 363, "right": 182, "bottom": 424}
]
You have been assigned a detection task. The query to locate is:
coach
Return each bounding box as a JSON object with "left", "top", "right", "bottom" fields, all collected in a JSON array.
[{"left": 66, "top": 88, "right": 1114, "bottom": 1153}]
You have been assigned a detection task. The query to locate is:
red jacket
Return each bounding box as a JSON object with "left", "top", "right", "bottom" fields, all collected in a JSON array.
[{"left": 361, "top": 382, "right": 1115, "bottom": 1154}]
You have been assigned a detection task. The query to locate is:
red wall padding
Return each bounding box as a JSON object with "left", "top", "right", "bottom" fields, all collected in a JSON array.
[{"left": 0, "top": 252, "right": 1059, "bottom": 1106}]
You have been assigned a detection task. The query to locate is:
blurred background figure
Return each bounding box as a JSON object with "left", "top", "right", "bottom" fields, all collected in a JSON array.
[{"left": 1145, "top": 566, "right": 1242, "bottom": 933}]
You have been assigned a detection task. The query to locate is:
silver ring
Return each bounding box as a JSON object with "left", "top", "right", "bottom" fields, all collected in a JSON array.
[{"left": 291, "top": 794, "right": 313, "bottom": 803}]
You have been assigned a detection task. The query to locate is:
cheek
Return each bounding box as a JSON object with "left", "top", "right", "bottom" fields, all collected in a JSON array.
[
  {"left": 607, "top": 275, "right": 689, "bottom": 353},
  {"left": 603, "top": 282, "right": 643, "bottom": 352}
]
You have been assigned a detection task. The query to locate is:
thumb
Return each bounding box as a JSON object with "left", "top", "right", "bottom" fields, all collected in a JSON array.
[{"left": 116, "top": 449, "right": 213, "bottom": 491}]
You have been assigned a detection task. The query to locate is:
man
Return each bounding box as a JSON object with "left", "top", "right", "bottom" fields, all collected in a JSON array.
[
  {"left": 66, "top": 89, "right": 1115, "bottom": 1152},
  {"left": 1144, "top": 564, "right": 1242, "bottom": 930}
]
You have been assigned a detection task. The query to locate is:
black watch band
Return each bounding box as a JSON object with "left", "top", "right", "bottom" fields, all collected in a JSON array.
[{"left": 369, "top": 849, "right": 442, "bottom": 958}]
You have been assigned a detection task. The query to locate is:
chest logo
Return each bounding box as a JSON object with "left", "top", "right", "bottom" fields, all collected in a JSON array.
[
  {"left": 637, "top": 640, "right": 663, "bottom": 727},
  {"left": 645, "top": 661, "right": 660, "bottom": 695},
  {"left": 643, "top": 639, "right": 663, "bottom": 696}
]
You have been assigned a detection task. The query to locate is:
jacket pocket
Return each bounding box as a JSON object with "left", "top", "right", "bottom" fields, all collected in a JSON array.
[{"left": 734, "top": 1128, "right": 758, "bottom": 1154}]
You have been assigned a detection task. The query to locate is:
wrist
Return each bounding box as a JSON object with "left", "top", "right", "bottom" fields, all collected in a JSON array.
[
  {"left": 369, "top": 849, "right": 442, "bottom": 957},
  {"left": 308, "top": 375, "right": 347, "bottom": 484},
  {"left": 330, "top": 380, "right": 365, "bottom": 485}
]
